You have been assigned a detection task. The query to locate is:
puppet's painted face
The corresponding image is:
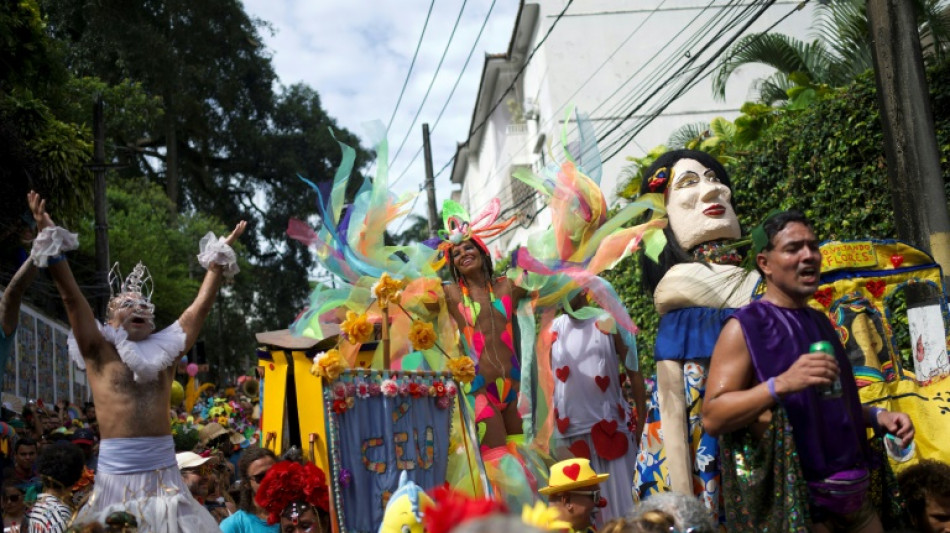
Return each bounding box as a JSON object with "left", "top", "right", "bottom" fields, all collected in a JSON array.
[{"left": 666, "top": 158, "right": 740, "bottom": 251}]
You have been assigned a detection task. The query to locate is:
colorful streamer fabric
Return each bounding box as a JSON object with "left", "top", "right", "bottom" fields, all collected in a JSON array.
[
  {"left": 509, "top": 109, "right": 665, "bottom": 451},
  {"left": 287, "top": 123, "right": 457, "bottom": 370}
]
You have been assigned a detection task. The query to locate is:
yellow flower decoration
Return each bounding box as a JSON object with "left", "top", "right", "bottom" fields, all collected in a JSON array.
[
  {"left": 521, "top": 502, "right": 571, "bottom": 530},
  {"left": 408, "top": 320, "right": 437, "bottom": 351},
  {"left": 372, "top": 272, "right": 405, "bottom": 305},
  {"left": 341, "top": 311, "right": 374, "bottom": 344},
  {"left": 310, "top": 349, "right": 346, "bottom": 381},
  {"left": 447, "top": 356, "right": 476, "bottom": 384}
]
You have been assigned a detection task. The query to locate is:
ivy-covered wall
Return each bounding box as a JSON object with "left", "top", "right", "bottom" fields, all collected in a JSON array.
[{"left": 606, "top": 59, "right": 950, "bottom": 375}]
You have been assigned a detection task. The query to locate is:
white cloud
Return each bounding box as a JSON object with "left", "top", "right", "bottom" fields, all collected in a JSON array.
[{"left": 242, "top": 0, "right": 519, "bottom": 210}]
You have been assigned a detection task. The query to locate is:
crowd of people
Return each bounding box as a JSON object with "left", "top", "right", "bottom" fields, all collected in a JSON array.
[{"left": 2, "top": 134, "right": 950, "bottom": 533}]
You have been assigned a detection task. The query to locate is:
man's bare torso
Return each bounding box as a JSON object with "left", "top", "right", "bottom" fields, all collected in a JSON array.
[{"left": 85, "top": 343, "right": 174, "bottom": 439}]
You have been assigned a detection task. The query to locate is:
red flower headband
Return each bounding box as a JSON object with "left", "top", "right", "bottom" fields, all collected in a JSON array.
[{"left": 254, "top": 461, "right": 330, "bottom": 525}]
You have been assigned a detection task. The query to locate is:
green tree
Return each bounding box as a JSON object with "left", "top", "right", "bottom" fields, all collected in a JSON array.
[
  {"left": 0, "top": 0, "right": 92, "bottom": 244},
  {"left": 712, "top": 0, "right": 950, "bottom": 104},
  {"left": 37, "top": 0, "right": 371, "bottom": 336},
  {"left": 42, "top": 0, "right": 278, "bottom": 217}
]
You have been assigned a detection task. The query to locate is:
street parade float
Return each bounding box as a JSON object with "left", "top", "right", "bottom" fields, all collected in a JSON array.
[
  {"left": 255, "top": 124, "right": 488, "bottom": 533},
  {"left": 810, "top": 239, "right": 950, "bottom": 468},
  {"left": 256, "top": 288, "right": 485, "bottom": 533}
]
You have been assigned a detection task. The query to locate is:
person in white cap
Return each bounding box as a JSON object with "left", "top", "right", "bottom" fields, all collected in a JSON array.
[
  {"left": 28, "top": 191, "right": 242, "bottom": 532},
  {"left": 540, "top": 458, "right": 609, "bottom": 533},
  {"left": 177, "top": 452, "right": 213, "bottom": 506}
]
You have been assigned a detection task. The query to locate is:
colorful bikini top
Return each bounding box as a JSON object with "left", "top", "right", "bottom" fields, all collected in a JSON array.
[{"left": 457, "top": 278, "right": 514, "bottom": 362}]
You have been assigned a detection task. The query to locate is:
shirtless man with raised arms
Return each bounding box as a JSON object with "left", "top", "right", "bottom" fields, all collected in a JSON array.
[{"left": 28, "top": 191, "right": 244, "bottom": 532}]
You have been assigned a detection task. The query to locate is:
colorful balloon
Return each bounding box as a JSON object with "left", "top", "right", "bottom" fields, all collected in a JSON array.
[{"left": 170, "top": 380, "right": 184, "bottom": 407}]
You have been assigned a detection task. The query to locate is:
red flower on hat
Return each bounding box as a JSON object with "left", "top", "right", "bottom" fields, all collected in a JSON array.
[{"left": 255, "top": 462, "right": 329, "bottom": 525}]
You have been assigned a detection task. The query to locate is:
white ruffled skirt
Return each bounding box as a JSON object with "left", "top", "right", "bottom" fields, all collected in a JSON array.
[{"left": 72, "top": 437, "right": 221, "bottom": 532}]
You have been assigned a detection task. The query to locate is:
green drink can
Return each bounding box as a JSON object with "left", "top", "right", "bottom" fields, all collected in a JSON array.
[{"left": 810, "top": 341, "right": 842, "bottom": 399}]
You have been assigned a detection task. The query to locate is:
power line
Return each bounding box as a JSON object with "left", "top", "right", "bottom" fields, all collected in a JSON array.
[
  {"left": 443, "top": 0, "right": 727, "bottom": 220},
  {"left": 437, "top": 0, "right": 799, "bottom": 236},
  {"left": 594, "top": 0, "right": 808, "bottom": 153},
  {"left": 601, "top": 0, "right": 780, "bottom": 162},
  {"left": 585, "top": 0, "right": 723, "bottom": 137},
  {"left": 546, "top": 0, "right": 672, "bottom": 136},
  {"left": 461, "top": 0, "right": 727, "bottom": 219},
  {"left": 386, "top": 0, "right": 437, "bottom": 133},
  {"left": 389, "top": 0, "right": 469, "bottom": 170},
  {"left": 391, "top": 0, "right": 499, "bottom": 187},
  {"left": 595, "top": 0, "right": 753, "bottom": 146},
  {"left": 433, "top": 0, "right": 577, "bottom": 184}
]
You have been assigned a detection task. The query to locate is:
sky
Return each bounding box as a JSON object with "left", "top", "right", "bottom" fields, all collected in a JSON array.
[{"left": 240, "top": 0, "right": 521, "bottom": 223}]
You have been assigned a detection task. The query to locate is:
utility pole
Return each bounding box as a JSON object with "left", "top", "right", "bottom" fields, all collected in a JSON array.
[
  {"left": 422, "top": 123, "right": 439, "bottom": 239},
  {"left": 91, "top": 97, "right": 110, "bottom": 320},
  {"left": 867, "top": 0, "right": 950, "bottom": 288},
  {"left": 85, "top": 97, "right": 127, "bottom": 319},
  {"left": 867, "top": 0, "right": 950, "bottom": 379}
]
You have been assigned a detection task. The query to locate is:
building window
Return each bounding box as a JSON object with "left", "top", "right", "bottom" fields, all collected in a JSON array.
[{"left": 509, "top": 165, "right": 539, "bottom": 226}]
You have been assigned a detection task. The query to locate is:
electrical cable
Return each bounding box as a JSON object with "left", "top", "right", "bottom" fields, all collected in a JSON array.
[
  {"left": 432, "top": 0, "right": 576, "bottom": 185},
  {"left": 389, "top": 0, "right": 469, "bottom": 170},
  {"left": 461, "top": 0, "right": 735, "bottom": 219},
  {"left": 586, "top": 0, "right": 724, "bottom": 138},
  {"left": 391, "top": 0, "right": 499, "bottom": 187},
  {"left": 446, "top": 0, "right": 732, "bottom": 219},
  {"left": 386, "top": 0, "right": 438, "bottom": 133},
  {"left": 595, "top": 0, "right": 754, "bottom": 146},
  {"left": 601, "top": 0, "right": 779, "bottom": 162}
]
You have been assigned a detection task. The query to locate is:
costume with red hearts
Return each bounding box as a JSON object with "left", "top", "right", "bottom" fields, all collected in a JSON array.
[{"left": 551, "top": 314, "right": 637, "bottom": 526}]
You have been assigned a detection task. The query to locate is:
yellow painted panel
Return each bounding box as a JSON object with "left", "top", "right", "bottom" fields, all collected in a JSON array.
[
  {"left": 290, "top": 350, "right": 329, "bottom": 475},
  {"left": 259, "top": 350, "right": 289, "bottom": 456},
  {"left": 859, "top": 375, "right": 950, "bottom": 472}
]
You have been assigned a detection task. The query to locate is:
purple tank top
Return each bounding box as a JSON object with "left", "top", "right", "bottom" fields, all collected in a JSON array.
[{"left": 730, "top": 300, "right": 868, "bottom": 481}]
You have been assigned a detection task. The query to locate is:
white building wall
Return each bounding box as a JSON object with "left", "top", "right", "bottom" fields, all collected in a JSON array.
[{"left": 458, "top": 0, "right": 818, "bottom": 253}]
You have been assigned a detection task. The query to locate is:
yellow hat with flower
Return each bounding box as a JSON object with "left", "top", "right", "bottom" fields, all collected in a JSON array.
[{"left": 539, "top": 458, "right": 609, "bottom": 495}]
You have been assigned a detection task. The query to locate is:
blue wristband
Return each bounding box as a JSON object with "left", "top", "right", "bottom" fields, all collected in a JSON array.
[
  {"left": 869, "top": 406, "right": 886, "bottom": 434},
  {"left": 767, "top": 377, "right": 781, "bottom": 405}
]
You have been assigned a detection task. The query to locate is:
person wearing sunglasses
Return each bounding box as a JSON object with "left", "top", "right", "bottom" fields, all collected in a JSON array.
[
  {"left": 2, "top": 482, "right": 26, "bottom": 532},
  {"left": 221, "top": 447, "right": 278, "bottom": 533},
  {"left": 540, "top": 458, "right": 609, "bottom": 533},
  {"left": 176, "top": 452, "right": 213, "bottom": 510}
]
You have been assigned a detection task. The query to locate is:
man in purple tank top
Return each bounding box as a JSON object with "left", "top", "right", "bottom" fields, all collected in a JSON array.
[{"left": 703, "top": 210, "right": 914, "bottom": 533}]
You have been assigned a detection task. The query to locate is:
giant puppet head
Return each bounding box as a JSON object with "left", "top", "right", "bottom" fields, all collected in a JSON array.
[{"left": 638, "top": 150, "right": 741, "bottom": 293}]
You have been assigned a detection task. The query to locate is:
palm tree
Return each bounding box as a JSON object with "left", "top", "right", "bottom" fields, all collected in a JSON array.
[{"left": 713, "top": 0, "right": 950, "bottom": 105}]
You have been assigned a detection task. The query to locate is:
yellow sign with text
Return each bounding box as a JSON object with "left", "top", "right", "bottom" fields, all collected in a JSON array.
[{"left": 821, "top": 241, "right": 878, "bottom": 272}]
